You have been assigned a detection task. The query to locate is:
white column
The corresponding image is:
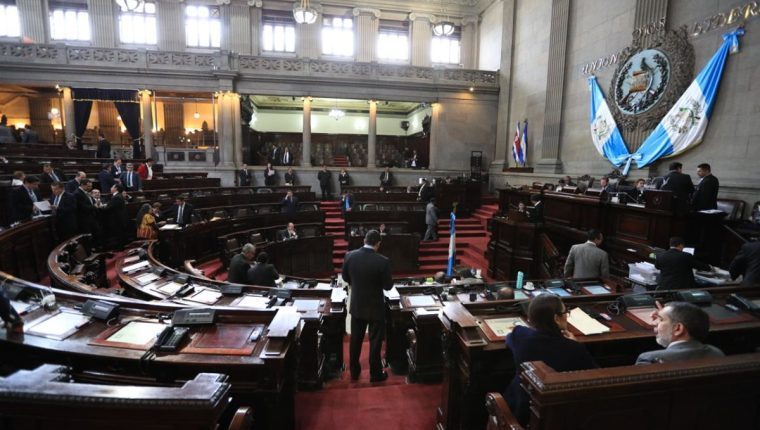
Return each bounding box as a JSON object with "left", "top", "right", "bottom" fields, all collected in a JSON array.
[
  {"left": 460, "top": 15, "right": 479, "bottom": 69},
  {"left": 218, "top": 93, "right": 236, "bottom": 167},
  {"left": 353, "top": 8, "right": 380, "bottom": 63},
  {"left": 409, "top": 13, "right": 434, "bottom": 67},
  {"left": 61, "top": 87, "right": 76, "bottom": 142},
  {"left": 88, "top": 0, "right": 117, "bottom": 47},
  {"left": 367, "top": 100, "right": 377, "bottom": 168},
  {"left": 139, "top": 90, "right": 154, "bottom": 159},
  {"left": 158, "top": 1, "right": 185, "bottom": 51},
  {"left": 16, "top": 0, "right": 46, "bottom": 43},
  {"left": 302, "top": 97, "right": 312, "bottom": 167},
  {"left": 250, "top": 3, "right": 262, "bottom": 55},
  {"left": 298, "top": 20, "right": 321, "bottom": 59},
  {"left": 428, "top": 102, "right": 441, "bottom": 170},
  {"left": 233, "top": 95, "right": 243, "bottom": 166}
]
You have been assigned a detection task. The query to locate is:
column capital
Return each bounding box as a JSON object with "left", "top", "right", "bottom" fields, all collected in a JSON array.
[
  {"left": 461, "top": 15, "right": 479, "bottom": 26},
  {"left": 247, "top": 0, "right": 263, "bottom": 7},
  {"left": 408, "top": 12, "right": 436, "bottom": 23},
  {"left": 352, "top": 7, "right": 381, "bottom": 19}
]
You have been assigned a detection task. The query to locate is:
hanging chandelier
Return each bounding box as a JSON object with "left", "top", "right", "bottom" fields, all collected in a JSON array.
[
  {"left": 328, "top": 108, "right": 345, "bottom": 121},
  {"left": 432, "top": 21, "right": 455, "bottom": 37},
  {"left": 115, "top": 0, "right": 143, "bottom": 12},
  {"left": 293, "top": 0, "right": 318, "bottom": 24}
]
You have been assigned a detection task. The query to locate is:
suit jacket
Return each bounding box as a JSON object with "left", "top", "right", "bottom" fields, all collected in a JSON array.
[
  {"left": 270, "top": 148, "right": 280, "bottom": 164},
  {"left": 564, "top": 242, "right": 610, "bottom": 279},
  {"left": 342, "top": 247, "right": 393, "bottom": 321},
  {"left": 227, "top": 254, "right": 251, "bottom": 284},
  {"left": 380, "top": 171, "right": 392, "bottom": 187},
  {"left": 22, "top": 129, "right": 39, "bottom": 143},
  {"left": 425, "top": 202, "right": 438, "bottom": 225},
  {"left": 528, "top": 201, "right": 544, "bottom": 222},
  {"left": 691, "top": 174, "right": 719, "bottom": 211},
  {"left": 601, "top": 184, "right": 617, "bottom": 194},
  {"left": 264, "top": 168, "right": 277, "bottom": 186},
  {"left": 505, "top": 326, "right": 597, "bottom": 425},
  {"left": 97, "top": 170, "right": 115, "bottom": 193},
  {"left": 238, "top": 169, "right": 252, "bottom": 186},
  {"left": 97, "top": 139, "right": 111, "bottom": 159},
  {"left": 277, "top": 229, "right": 298, "bottom": 241},
  {"left": 281, "top": 196, "right": 299, "bottom": 214},
  {"left": 164, "top": 203, "right": 194, "bottom": 226},
  {"left": 339, "top": 172, "right": 350, "bottom": 186},
  {"left": 317, "top": 170, "right": 331, "bottom": 187},
  {"left": 110, "top": 164, "right": 123, "bottom": 178},
  {"left": 64, "top": 179, "right": 80, "bottom": 194},
  {"left": 119, "top": 171, "right": 142, "bottom": 191},
  {"left": 74, "top": 188, "right": 96, "bottom": 234},
  {"left": 655, "top": 248, "right": 710, "bottom": 290},
  {"left": 729, "top": 241, "right": 760, "bottom": 286},
  {"left": 0, "top": 125, "right": 14, "bottom": 143},
  {"left": 50, "top": 191, "right": 78, "bottom": 239},
  {"left": 282, "top": 151, "right": 293, "bottom": 166},
  {"left": 284, "top": 172, "right": 296, "bottom": 185},
  {"left": 635, "top": 340, "right": 724, "bottom": 365},
  {"left": 246, "top": 263, "right": 279, "bottom": 287},
  {"left": 660, "top": 171, "right": 694, "bottom": 213},
  {"left": 9, "top": 186, "right": 39, "bottom": 224},
  {"left": 105, "top": 193, "right": 128, "bottom": 244},
  {"left": 419, "top": 184, "right": 434, "bottom": 202},
  {"left": 40, "top": 169, "right": 66, "bottom": 184}
]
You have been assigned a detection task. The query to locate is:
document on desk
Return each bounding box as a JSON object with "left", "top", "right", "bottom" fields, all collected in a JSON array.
[
  {"left": 484, "top": 317, "right": 526, "bottom": 338},
  {"left": 568, "top": 308, "right": 610, "bottom": 335},
  {"left": 33, "top": 201, "right": 51, "bottom": 213},
  {"left": 122, "top": 260, "right": 150, "bottom": 273},
  {"left": 107, "top": 321, "right": 166, "bottom": 346},
  {"left": 159, "top": 224, "right": 182, "bottom": 231},
  {"left": 315, "top": 282, "right": 332, "bottom": 290},
  {"left": 383, "top": 286, "right": 400, "bottom": 300},
  {"left": 407, "top": 295, "right": 436, "bottom": 307},
  {"left": 330, "top": 288, "right": 347, "bottom": 303}
]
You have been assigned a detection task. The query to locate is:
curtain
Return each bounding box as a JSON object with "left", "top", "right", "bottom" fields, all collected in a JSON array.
[
  {"left": 73, "top": 100, "right": 92, "bottom": 150},
  {"left": 72, "top": 88, "right": 137, "bottom": 102},
  {"left": 115, "top": 101, "right": 142, "bottom": 158}
]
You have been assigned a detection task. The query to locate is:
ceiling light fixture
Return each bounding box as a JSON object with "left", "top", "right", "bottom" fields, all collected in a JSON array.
[
  {"left": 432, "top": 0, "right": 455, "bottom": 37},
  {"left": 115, "top": 0, "right": 143, "bottom": 12},
  {"left": 328, "top": 108, "right": 345, "bottom": 121},
  {"left": 293, "top": 0, "right": 318, "bottom": 24},
  {"left": 193, "top": 100, "right": 200, "bottom": 119}
]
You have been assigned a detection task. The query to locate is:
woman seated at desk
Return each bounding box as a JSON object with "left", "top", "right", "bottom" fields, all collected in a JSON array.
[{"left": 504, "top": 294, "right": 597, "bottom": 425}]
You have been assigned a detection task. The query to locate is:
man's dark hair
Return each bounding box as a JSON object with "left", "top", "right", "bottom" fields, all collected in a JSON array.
[
  {"left": 176, "top": 194, "right": 186, "bottom": 201},
  {"left": 113, "top": 183, "right": 124, "bottom": 193},
  {"left": 669, "top": 237, "right": 685, "bottom": 248},
  {"left": 530, "top": 194, "right": 541, "bottom": 203},
  {"left": 24, "top": 175, "right": 40, "bottom": 184},
  {"left": 51, "top": 181, "right": 64, "bottom": 189},
  {"left": 668, "top": 162, "right": 682, "bottom": 171},
  {"left": 666, "top": 302, "right": 711, "bottom": 343},
  {"left": 528, "top": 293, "right": 564, "bottom": 336},
  {"left": 256, "top": 252, "right": 269, "bottom": 264},
  {"left": 80, "top": 178, "right": 92, "bottom": 186},
  {"left": 102, "top": 163, "right": 110, "bottom": 170},
  {"left": 587, "top": 228, "right": 602, "bottom": 242},
  {"left": 364, "top": 229, "right": 382, "bottom": 246},
  {"left": 697, "top": 163, "right": 711, "bottom": 171},
  {"left": 146, "top": 158, "right": 154, "bottom": 163}
]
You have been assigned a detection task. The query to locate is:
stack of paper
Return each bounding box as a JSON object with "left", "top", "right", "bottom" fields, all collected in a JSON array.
[
  {"left": 567, "top": 308, "right": 610, "bottom": 335},
  {"left": 383, "top": 286, "right": 400, "bottom": 300},
  {"left": 122, "top": 260, "right": 150, "bottom": 273}
]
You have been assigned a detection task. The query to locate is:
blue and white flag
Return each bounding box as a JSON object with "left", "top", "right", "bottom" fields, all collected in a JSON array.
[
  {"left": 446, "top": 211, "right": 456, "bottom": 277},
  {"left": 633, "top": 28, "right": 744, "bottom": 168},
  {"left": 588, "top": 75, "right": 632, "bottom": 172},
  {"left": 519, "top": 120, "right": 528, "bottom": 166}
]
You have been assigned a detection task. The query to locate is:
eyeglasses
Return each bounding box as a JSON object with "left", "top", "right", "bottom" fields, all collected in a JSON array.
[{"left": 557, "top": 308, "right": 570, "bottom": 316}]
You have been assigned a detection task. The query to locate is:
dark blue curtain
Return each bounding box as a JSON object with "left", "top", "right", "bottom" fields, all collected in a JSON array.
[
  {"left": 115, "top": 102, "right": 142, "bottom": 158},
  {"left": 73, "top": 88, "right": 140, "bottom": 156},
  {"left": 74, "top": 100, "right": 92, "bottom": 150}
]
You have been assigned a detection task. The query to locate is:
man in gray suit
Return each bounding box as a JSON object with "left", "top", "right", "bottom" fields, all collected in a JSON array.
[
  {"left": 564, "top": 229, "right": 609, "bottom": 279},
  {"left": 636, "top": 301, "right": 724, "bottom": 365},
  {"left": 423, "top": 198, "right": 438, "bottom": 241}
]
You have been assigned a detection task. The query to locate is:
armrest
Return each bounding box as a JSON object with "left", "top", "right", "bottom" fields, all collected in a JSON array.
[
  {"left": 485, "top": 392, "right": 524, "bottom": 430},
  {"left": 227, "top": 406, "right": 253, "bottom": 430}
]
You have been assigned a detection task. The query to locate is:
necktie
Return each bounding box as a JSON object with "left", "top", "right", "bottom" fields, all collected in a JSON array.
[
  {"left": 51, "top": 172, "right": 59, "bottom": 182},
  {"left": 28, "top": 188, "right": 37, "bottom": 202},
  {"left": 128, "top": 172, "right": 133, "bottom": 187},
  {"left": 177, "top": 205, "right": 184, "bottom": 224},
  {"left": 54, "top": 194, "right": 61, "bottom": 207}
]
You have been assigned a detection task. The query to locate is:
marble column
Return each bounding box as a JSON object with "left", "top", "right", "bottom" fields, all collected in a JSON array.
[
  {"left": 218, "top": 93, "right": 236, "bottom": 167},
  {"left": 492, "top": 0, "right": 515, "bottom": 171},
  {"left": 298, "top": 20, "right": 321, "bottom": 59},
  {"left": 62, "top": 87, "right": 76, "bottom": 141},
  {"left": 302, "top": 97, "right": 312, "bottom": 167},
  {"left": 16, "top": 0, "right": 46, "bottom": 43},
  {"left": 140, "top": 90, "right": 154, "bottom": 159},
  {"left": 250, "top": 4, "right": 262, "bottom": 55},
  {"left": 353, "top": 8, "right": 380, "bottom": 63},
  {"left": 88, "top": 0, "right": 117, "bottom": 47},
  {"left": 460, "top": 15, "right": 479, "bottom": 69},
  {"left": 536, "top": 0, "right": 569, "bottom": 174},
  {"left": 158, "top": 1, "right": 185, "bottom": 52},
  {"left": 367, "top": 100, "right": 377, "bottom": 168},
  {"left": 233, "top": 96, "right": 243, "bottom": 166},
  {"left": 428, "top": 102, "right": 441, "bottom": 170},
  {"left": 409, "top": 13, "right": 434, "bottom": 67}
]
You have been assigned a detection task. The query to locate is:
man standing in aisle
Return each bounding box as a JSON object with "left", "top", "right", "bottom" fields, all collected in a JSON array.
[
  {"left": 317, "top": 165, "right": 331, "bottom": 200},
  {"left": 423, "top": 198, "right": 438, "bottom": 241},
  {"left": 342, "top": 230, "right": 393, "bottom": 383}
]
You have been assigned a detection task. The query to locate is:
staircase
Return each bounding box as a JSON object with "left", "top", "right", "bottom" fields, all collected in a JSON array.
[{"left": 332, "top": 155, "right": 350, "bottom": 167}]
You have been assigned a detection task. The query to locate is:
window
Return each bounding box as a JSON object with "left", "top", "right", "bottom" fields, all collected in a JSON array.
[
  {"left": 118, "top": 1, "right": 156, "bottom": 45},
  {"left": 49, "top": 5, "right": 90, "bottom": 41},
  {"left": 262, "top": 11, "right": 295, "bottom": 53},
  {"left": 431, "top": 31, "right": 461, "bottom": 65},
  {"left": 185, "top": 5, "right": 221, "bottom": 48},
  {"left": 321, "top": 16, "right": 353, "bottom": 57},
  {"left": 377, "top": 20, "right": 409, "bottom": 62},
  {"left": 0, "top": 3, "right": 21, "bottom": 38}
]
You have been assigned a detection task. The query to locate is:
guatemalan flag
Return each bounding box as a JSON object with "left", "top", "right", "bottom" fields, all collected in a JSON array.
[
  {"left": 588, "top": 75, "right": 631, "bottom": 172},
  {"left": 446, "top": 211, "right": 456, "bottom": 277},
  {"left": 633, "top": 28, "right": 745, "bottom": 168},
  {"left": 519, "top": 120, "right": 528, "bottom": 166}
]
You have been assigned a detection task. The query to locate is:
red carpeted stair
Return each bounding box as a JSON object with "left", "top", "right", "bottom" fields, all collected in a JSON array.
[{"left": 332, "top": 155, "right": 350, "bottom": 167}]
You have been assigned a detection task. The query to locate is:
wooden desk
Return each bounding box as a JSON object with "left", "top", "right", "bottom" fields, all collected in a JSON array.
[
  {"left": 344, "top": 203, "right": 426, "bottom": 235},
  {"left": 260, "top": 236, "right": 335, "bottom": 278},
  {"left": 127, "top": 190, "right": 316, "bottom": 218},
  {"left": 347, "top": 233, "right": 420, "bottom": 273},
  {"left": 0, "top": 218, "right": 53, "bottom": 282},
  {"left": 142, "top": 177, "right": 221, "bottom": 190}
]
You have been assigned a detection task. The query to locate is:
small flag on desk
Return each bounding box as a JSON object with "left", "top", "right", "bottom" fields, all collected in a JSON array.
[{"left": 446, "top": 211, "right": 456, "bottom": 277}]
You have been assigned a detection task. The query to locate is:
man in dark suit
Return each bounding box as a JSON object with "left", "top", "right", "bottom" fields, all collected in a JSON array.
[
  {"left": 379, "top": 167, "right": 392, "bottom": 188},
  {"left": 418, "top": 178, "right": 434, "bottom": 202},
  {"left": 423, "top": 198, "right": 438, "bottom": 241},
  {"left": 342, "top": 230, "right": 393, "bottom": 382},
  {"left": 49, "top": 181, "right": 78, "bottom": 241},
  {"left": 164, "top": 195, "right": 194, "bottom": 226},
  {"left": 65, "top": 171, "right": 86, "bottom": 194},
  {"left": 691, "top": 163, "right": 719, "bottom": 211},
  {"left": 528, "top": 194, "right": 543, "bottom": 222},
  {"left": 655, "top": 237, "right": 711, "bottom": 290},
  {"left": 74, "top": 179, "right": 97, "bottom": 234},
  {"left": 284, "top": 168, "right": 296, "bottom": 186},
  {"left": 105, "top": 184, "right": 128, "bottom": 249},
  {"left": 40, "top": 163, "right": 65, "bottom": 184},
  {"left": 659, "top": 162, "right": 694, "bottom": 214},
  {"left": 636, "top": 301, "right": 724, "bottom": 364},
  {"left": 281, "top": 147, "right": 293, "bottom": 166},
  {"left": 317, "top": 165, "right": 331, "bottom": 200},
  {"left": 280, "top": 190, "right": 299, "bottom": 214},
  {"left": 96, "top": 133, "right": 111, "bottom": 159},
  {"left": 238, "top": 164, "right": 253, "bottom": 186},
  {"left": 9, "top": 175, "right": 41, "bottom": 224},
  {"left": 110, "top": 158, "right": 123, "bottom": 178},
  {"left": 599, "top": 176, "right": 616, "bottom": 194},
  {"left": 119, "top": 163, "right": 142, "bottom": 192},
  {"left": 228, "top": 243, "right": 256, "bottom": 284},
  {"left": 246, "top": 252, "right": 279, "bottom": 287},
  {"left": 270, "top": 146, "right": 281, "bottom": 165},
  {"left": 97, "top": 163, "right": 115, "bottom": 193},
  {"left": 21, "top": 124, "right": 39, "bottom": 143},
  {"left": 729, "top": 240, "right": 760, "bottom": 286},
  {"left": 277, "top": 222, "right": 298, "bottom": 241}
]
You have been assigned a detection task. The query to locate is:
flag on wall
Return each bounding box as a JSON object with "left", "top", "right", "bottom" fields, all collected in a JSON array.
[
  {"left": 634, "top": 27, "right": 744, "bottom": 168},
  {"left": 588, "top": 75, "right": 631, "bottom": 171},
  {"left": 511, "top": 122, "right": 521, "bottom": 166},
  {"left": 446, "top": 211, "right": 456, "bottom": 277},
  {"left": 519, "top": 120, "right": 528, "bottom": 166}
]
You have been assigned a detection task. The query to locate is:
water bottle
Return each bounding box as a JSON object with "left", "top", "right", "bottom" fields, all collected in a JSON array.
[{"left": 516, "top": 271, "right": 524, "bottom": 290}]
